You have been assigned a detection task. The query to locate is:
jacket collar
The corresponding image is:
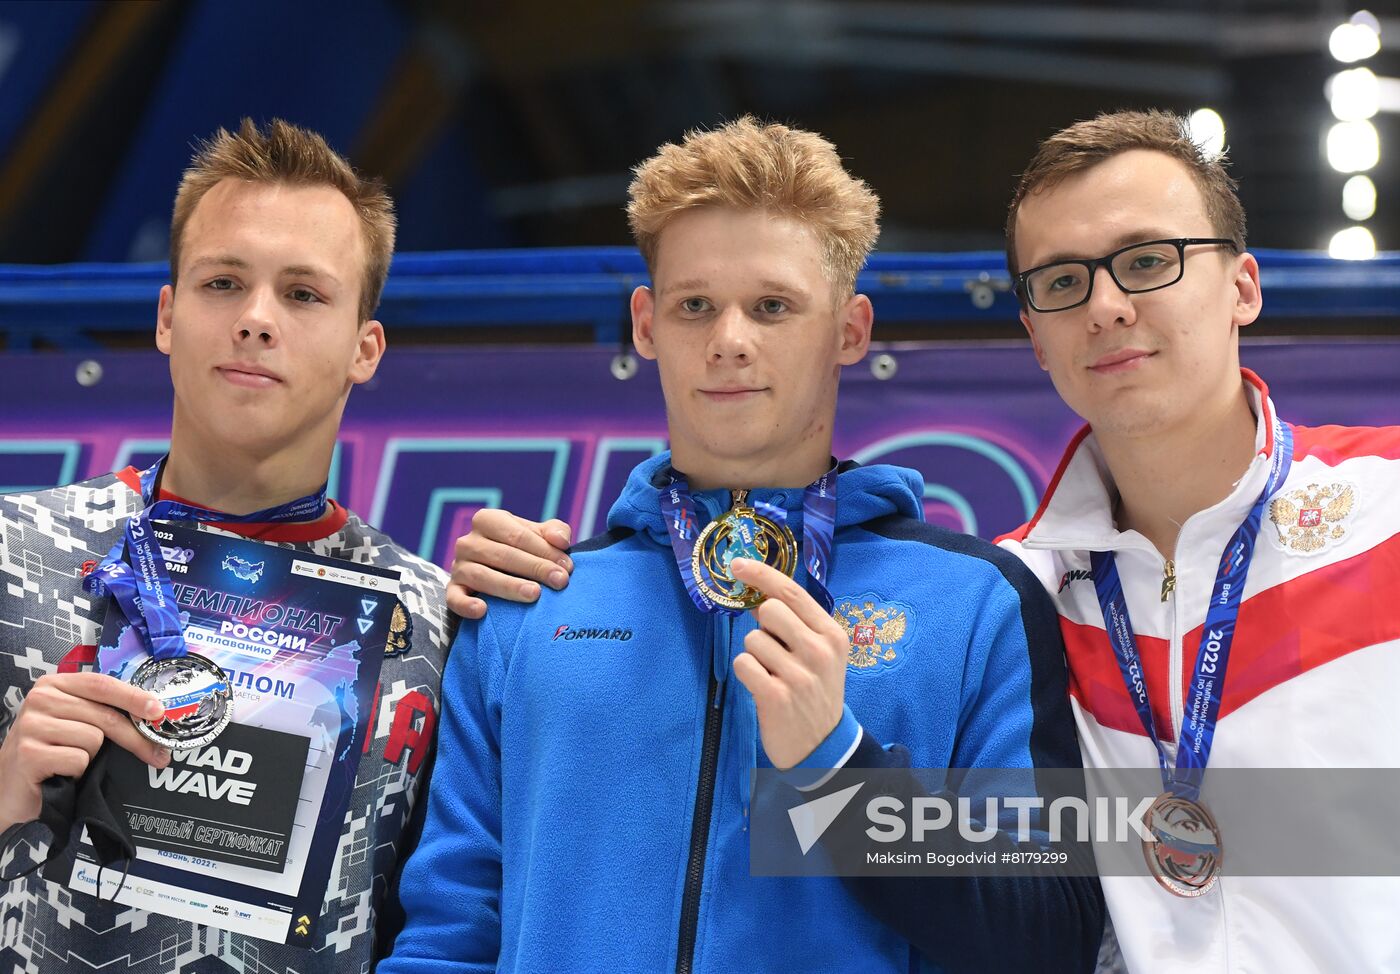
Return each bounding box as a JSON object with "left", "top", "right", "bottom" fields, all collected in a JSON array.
[{"left": 1021, "top": 368, "right": 1279, "bottom": 553}]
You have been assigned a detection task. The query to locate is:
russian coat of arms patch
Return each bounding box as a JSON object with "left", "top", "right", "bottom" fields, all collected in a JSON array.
[{"left": 834, "top": 599, "right": 910, "bottom": 670}]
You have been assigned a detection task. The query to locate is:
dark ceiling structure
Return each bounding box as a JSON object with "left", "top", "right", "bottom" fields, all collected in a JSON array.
[{"left": 0, "top": 0, "right": 1393, "bottom": 265}]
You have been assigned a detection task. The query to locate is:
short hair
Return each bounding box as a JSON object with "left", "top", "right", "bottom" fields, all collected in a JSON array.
[
  {"left": 170, "top": 118, "right": 396, "bottom": 322},
  {"left": 1005, "top": 109, "right": 1246, "bottom": 279},
  {"left": 627, "top": 116, "right": 881, "bottom": 299}
]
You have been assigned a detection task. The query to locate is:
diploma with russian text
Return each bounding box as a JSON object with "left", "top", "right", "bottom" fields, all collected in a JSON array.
[{"left": 68, "top": 523, "right": 398, "bottom": 945}]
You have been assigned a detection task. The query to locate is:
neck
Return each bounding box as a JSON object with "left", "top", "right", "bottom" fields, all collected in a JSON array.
[
  {"left": 672, "top": 444, "right": 834, "bottom": 494},
  {"left": 1098, "top": 383, "right": 1258, "bottom": 559},
  {"left": 161, "top": 423, "right": 333, "bottom": 518}
]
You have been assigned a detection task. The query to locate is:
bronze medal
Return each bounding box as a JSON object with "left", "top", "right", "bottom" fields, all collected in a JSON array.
[
  {"left": 691, "top": 489, "right": 798, "bottom": 610},
  {"left": 1141, "top": 792, "right": 1223, "bottom": 897}
]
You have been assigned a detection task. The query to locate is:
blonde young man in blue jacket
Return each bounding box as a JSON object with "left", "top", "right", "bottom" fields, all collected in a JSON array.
[{"left": 386, "top": 118, "right": 1102, "bottom": 973}]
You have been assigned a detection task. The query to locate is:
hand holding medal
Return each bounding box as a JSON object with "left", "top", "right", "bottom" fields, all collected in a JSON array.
[
  {"left": 0, "top": 673, "right": 170, "bottom": 833},
  {"left": 729, "top": 557, "right": 850, "bottom": 770},
  {"left": 84, "top": 458, "right": 325, "bottom": 751}
]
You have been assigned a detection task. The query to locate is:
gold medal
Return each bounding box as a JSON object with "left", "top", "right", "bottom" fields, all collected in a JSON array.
[
  {"left": 1142, "top": 792, "right": 1223, "bottom": 897},
  {"left": 691, "top": 489, "right": 798, "bottom": 610}
]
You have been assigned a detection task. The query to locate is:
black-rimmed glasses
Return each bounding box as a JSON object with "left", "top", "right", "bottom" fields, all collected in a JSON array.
[{"left": 1015, "top": 237, "right": 1239, "bottom": 313}]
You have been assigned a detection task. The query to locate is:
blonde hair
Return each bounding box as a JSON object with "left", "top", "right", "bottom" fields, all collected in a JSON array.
[
  {"left": 170, "top": 118, "right": 396, "bottom": 321},
  {"left": 1006, "top": 109, "right": 1245, "bottom": 280},
  {"left": 627, "top": 116, "right": 881, "bottom": 298}
]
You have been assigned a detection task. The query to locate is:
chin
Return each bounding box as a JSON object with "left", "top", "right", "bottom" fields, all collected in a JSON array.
[
  {"left": 700, "top": 433, "right": 776, "bottom": 464},
  {"left": 201, "top": 412, "right": 300, "bottom": 454},
  {"left": 1087, "top": 400, "right": 1185, "bottom": 439}
]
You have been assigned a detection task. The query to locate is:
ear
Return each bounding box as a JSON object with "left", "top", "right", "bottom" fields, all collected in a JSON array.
[
  {"left": 155, "top": 284, "right": 175, "bottom": 356},
  {"left": 1020, "top": 307, "right": 1049, "bottom": 371},
  {"left": 1231, "top": 251, "right": 1262, "bottom": 330},
  {"left": 836, "top": 293, "right": 874, "bottom": 366},
  {"left": 349, "top": 319, "right": 387, "bottom": 385},
  {"left": 631, "top": 285, "right": 658, "bottom": 361}
]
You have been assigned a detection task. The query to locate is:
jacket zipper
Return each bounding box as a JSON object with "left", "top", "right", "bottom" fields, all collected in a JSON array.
[{"left": 675, "top": 672, "right": 725, "bottom": 974}]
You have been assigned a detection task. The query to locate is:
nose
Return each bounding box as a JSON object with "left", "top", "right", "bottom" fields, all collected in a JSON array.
[
  {"left": 233, "top": 286, "right": 280, "bottom": 346},
  {"left": 706, "top": 304, "right": 756, "bottom": 365},
  {"left": 1084, "top": 265, "right": 1137, "bottom": 332}
]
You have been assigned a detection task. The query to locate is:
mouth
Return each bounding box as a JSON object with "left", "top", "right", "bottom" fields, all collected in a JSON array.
[
  {"left": 216, "top": 365, "right": 282, "bottom": 388},
  {"left": 1088, "top": 349, "right": 1155, "bottom": 374},
  {"left": 699, "top": 387, "right": 768, "bottom": 403}
]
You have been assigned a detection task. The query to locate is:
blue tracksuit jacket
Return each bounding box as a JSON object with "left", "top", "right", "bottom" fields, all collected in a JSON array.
[{"left": 383, "top": 455, "right": 1102, "bottom": 973}]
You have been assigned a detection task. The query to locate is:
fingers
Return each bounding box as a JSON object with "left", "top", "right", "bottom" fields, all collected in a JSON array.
[
  {"left": 541, "top": 518, "right": 573, "bottom": 550},
  {"left": 466, "top": 510, "right": 573, "bottom": 572},
  {"left": 445, "top": 584, "right": 487, "bottom": 620},
  {"left": 11, "top": 735, "right": 96, "bottom": 782},
  {"left": 34, "top": 674, "right": 172, "bottom": 766},
  {"left": 8, "top": 674, "right": 172, "bottom": 779},
  {"left": 732, "top": 650, "right": 778, "bottom": 699},
  {"left": 742, "top": 627, "right": 801, "bottom": 681},
  {"left": 451, "top": 560, "right": 543, "bottom": 605},
  {"left": 459, "top": 536, "right": 569, "bottom": 591},
  {"left": 45, "top": 744, "right": 99, "bottom": 781},
  {"left": 750, "top": 597, "right": 822, "bottom": 666},
  {"left": 61, "top": 696, "right": 173, "bottom": 768},
  {"left": 109, "top": 719, "right": 175, "bottom": 768},
  {"left": 449, "top": 511, "right": 575, "bottom": 612},
  {"left": 730, "top": 558, "right": 840, "bottom": 635},
  {"left": 16, "top": 714, "right": 105, "bottom": 762},
  {"left": 32, "top": 672, "right": 163, "bottom": 721}
]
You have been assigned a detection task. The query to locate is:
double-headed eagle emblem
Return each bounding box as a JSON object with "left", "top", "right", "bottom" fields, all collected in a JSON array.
[
  {"left": 384, "top": 599, "right": 413, "bottom": 656},
  {"left": 1268, "top": 482, "right": 1355, "bottom": 554},
  {"left": 834, "top": 600, "right": 908, "bottom": 669}
]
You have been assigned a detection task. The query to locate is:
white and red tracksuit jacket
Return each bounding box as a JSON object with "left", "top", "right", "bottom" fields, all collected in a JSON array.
[{"left": 1000, "top": 369, "right": 1400, "bottom": 973}]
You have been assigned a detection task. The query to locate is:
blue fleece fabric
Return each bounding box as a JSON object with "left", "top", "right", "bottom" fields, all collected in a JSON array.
[{"left": 383, "top": 454, "right": 1098, "bottom": 974}]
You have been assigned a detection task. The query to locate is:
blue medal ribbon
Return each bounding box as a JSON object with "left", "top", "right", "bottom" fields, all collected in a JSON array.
[
  {"left": 1090, "top": 419, "right": 1292, "bottom": 801},
  {"left": 84, "top": 457, "right": 328, "bottom": 661},
  {"left": 659, "top": 466, "right": 838, "bottom": 616}
]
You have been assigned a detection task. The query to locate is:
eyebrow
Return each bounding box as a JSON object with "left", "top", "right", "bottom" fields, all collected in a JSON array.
[
  {"left": 658, "top": 277, "right": 811, "bottom": 300},
  {"left": 659, "top": 278, "right": 709, "bottom": 297},
  {"left": 1030, "top": 229, "right": 1180, "bottom": 268},
  {"left": 186, "top": 255, "right": 341, "bottom": 285},
  {"left": 758, "top": 279, "right": 809, "bottom": 300}
]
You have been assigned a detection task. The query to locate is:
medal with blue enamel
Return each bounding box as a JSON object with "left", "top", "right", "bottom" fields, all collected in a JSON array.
[{"left": 690, "top": 489, "right": 799, "bottom": 610}]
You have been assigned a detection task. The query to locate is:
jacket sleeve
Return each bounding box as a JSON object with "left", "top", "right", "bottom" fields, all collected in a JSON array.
[
  {"left": 833, "top": 557, "right": 1106, "bottom": 974},
  {"left": 377, "top": 612, "right": 507, "bottom": 974}
]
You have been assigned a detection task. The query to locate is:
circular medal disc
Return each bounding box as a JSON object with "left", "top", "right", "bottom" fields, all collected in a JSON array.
[
  {"left": 1141, "top": 792, "right": 1223, "bottom": 897},
  {"left": 691, "top": 507, "right": 798, "bottom": 610},
  {"left": 129, "top": 653, "right": 234, "bottom": 750}
]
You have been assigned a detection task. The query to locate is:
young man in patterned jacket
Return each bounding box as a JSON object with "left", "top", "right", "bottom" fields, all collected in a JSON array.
[{"left": 0, "top": 119, "right": 455, "bottom": 972}]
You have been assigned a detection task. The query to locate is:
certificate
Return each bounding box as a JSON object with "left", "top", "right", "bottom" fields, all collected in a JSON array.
[{"left": 63, "top": 523, "right": 399, "bottom": 945}]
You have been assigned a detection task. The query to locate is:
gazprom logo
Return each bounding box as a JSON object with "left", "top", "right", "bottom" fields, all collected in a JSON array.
[{"left": 553, "top": 624, "right": 633, "bottom": 642}]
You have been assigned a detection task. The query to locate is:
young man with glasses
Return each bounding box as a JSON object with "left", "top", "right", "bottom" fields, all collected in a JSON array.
[{"left": 998, "top": 109, "right": 1400, "bottom": 970}]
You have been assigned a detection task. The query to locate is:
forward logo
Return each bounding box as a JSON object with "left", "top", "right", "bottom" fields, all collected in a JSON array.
[{"left": 552, "top": 624, "right": 633, "bottom": 642}]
